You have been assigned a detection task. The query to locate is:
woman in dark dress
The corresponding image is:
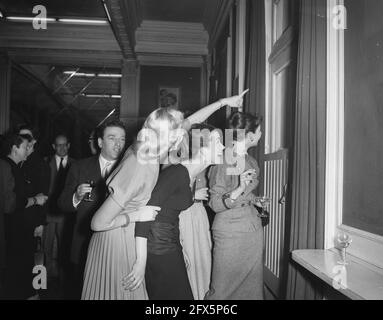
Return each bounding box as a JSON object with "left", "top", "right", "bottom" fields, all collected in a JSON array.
[{"left": 124, "top": 124, "right": 225, "bottom": 300}]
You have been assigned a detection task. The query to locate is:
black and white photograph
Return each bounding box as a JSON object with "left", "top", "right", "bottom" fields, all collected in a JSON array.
[{"left": 0, "top": 0, "right": 382, "bottom": 308}]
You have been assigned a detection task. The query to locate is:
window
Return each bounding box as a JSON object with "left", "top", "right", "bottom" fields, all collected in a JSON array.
[
  {"left": 325, "top": 0, "right": 383, "bottom": 269},
  {"left": 265, "top": 0, "right": 292, "bottom": 154}
]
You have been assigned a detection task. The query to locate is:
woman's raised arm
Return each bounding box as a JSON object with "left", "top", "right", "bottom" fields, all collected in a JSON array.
[{"left": 185, "top": 89, "right": 249, "bottom": 127}]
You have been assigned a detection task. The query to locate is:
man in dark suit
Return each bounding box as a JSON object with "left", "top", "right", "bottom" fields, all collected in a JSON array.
[
  {"left": 58, "top": 120, "right": 126, "bottom": 298},
  {"left": 44, "top": 134, "right": 75, "bottom": 291},
  {"left": 18, "top": 126, "right": 50, "bottom": 240}
]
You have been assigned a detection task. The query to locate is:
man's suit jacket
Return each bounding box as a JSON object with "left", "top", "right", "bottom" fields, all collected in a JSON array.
[
  {"left": 21, "top": 151, "right": 50, "bottom": 229},
  {"left": 58, "top": 155, "right": 108, "bottom": 267},
  {"left": 47, "top": 155, "right": 75, "bottom": 223}
]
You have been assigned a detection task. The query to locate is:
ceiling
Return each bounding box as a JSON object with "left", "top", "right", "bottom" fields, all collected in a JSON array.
[
  {"left": 0, "top": 0, "right": 121, "bottom": 125},
  {"left": 141, "top": 0, "right": 207, "bottom": 23},
  {"left": 0, "top": 0, "right": 106, "bottom": 18},
  {"left": 0, "top": 0, "right": 214, "bottom": 126},
  {"left": 0, "top": 0, "right": 209, "bottom": 22}
]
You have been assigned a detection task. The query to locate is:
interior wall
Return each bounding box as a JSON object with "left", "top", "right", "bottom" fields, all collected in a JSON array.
[{"left": 139, "top": 66, "right": 201, "bottom": 117}]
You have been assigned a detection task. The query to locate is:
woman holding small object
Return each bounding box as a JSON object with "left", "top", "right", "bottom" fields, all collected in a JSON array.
[{"left": 206, "top": 111, "right": 264, "bottom": 300}]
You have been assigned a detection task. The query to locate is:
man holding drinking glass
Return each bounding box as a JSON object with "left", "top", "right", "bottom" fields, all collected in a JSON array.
[{"left": 58, "top": 119, "right": 126, "bottom": 299}]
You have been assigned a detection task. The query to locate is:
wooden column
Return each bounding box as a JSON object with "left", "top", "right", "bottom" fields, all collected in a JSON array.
[
  {"left": 120, "top": 59, "right": 140, "bottom": 131},
  {"left": 0, "top": 54, "right": 11, "bottom": 134}
]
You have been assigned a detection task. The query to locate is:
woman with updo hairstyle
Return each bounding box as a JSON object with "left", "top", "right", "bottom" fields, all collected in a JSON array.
[
  {"left": 82, "top": 91, "right": 248, "bottom": 300},
  {"left": 206, "top": 111, "right": 264, "bottom": 300}
]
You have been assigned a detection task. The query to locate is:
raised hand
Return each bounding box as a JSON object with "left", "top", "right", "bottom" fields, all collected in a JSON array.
[
  {"left": 220, "top": 89, "right": 250, "bottom": 109},
  {"left": 239, "top": 169, "right": 256, "bottom": 190}
]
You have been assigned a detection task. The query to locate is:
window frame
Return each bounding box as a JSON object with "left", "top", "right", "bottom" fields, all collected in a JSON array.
[{"left": 325, "top": 0, "right": 383, "bottom": 270}]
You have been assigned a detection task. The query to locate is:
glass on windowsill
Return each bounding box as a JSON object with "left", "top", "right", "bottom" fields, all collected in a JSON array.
[{"left": 336, "top": 232, "right": 352, "bottom": 265}]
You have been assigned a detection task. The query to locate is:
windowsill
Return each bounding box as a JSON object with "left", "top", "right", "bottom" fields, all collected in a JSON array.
[{"left": 292, "top": 249, "right": 383, "bottom": 300}]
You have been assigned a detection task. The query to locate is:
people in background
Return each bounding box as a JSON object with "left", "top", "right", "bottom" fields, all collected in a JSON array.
[
  {"left": 43, "top": 134, "right": 75, "bottom": 296},
  {"left": 58, "top": 120, "right": 126, "bottom": 299},
  {"left": 18, "top": 125, "right": 50, "bottom": 252},
  {"left": 2, "top": 133, "right": 48, "bottom": 299},
  {"left": 132, "top": 124, "right": 224, "bottom": 300},
  {"left": 18, "top": 125, "right": 50, "bottom": 299},
  {"left": 206, "top": 112, "right": 264, "bottom": 300},
  {"left": 165, "top": 92, "right": 177, "bottom": 108},
  {"left": 84, "top": 91, "right": 248, "bottom": 300},
  {"left": 0, "top": 157, "right": 16, "bottom": 298},
  {"left": 159, "top": 89, "right": 168, "bottom": 108}
]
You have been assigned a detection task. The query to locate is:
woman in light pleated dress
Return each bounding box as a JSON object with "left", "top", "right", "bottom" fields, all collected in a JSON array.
[
  {"left": 81, "top": 93, "right": 248, "bottom": 300},
  {"left": 179, "top": 170, "right": 212, "bottom": 300}
]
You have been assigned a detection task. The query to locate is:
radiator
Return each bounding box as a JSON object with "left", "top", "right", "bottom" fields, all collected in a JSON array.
[{"left": 263, "top": 149, "right": 288, "bottom": 278}]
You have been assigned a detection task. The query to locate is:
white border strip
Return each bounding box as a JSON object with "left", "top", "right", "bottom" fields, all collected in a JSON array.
[{"left": 325, "top": 0, "right": 344, "bottom": 250}]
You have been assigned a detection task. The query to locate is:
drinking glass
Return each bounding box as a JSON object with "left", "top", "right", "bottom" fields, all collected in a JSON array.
[
  {"left": 337, "top": 232, "right": 352, "bottom": 265},
  {"left": 254, "top": 196, "right": 271, "bottom": 218},
  {"left": 83, "top": 180, "right": 95, "bottom": 202}
]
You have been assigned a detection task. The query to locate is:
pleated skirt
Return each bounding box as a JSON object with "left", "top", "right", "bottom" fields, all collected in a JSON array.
[
  {"left": 179, "top": 202, "right": 212, "bottom": 300},
  {"left": 81, "top": 222, "right": 148, "bottom": 300}
]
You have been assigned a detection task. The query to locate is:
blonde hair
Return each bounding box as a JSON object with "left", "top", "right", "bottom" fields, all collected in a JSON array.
[
  {"left": 133, "top": 107, "right": 184, "bottom": 158},
  {"left": 143, "top": 107, "right": 184, "bottom": 132}
]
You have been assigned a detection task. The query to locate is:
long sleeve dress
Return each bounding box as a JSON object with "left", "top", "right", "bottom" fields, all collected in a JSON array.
[
  {"left": 206, "top": 154, "right": 264, "bottom": 300},
  {"left": 179, "top": 170, "right": 212, "bottom": 300},
  {"left": 81, "top": 146, "right": 159, "bottom": 300},
  {"left": 135, "top": 164, "right": 194, "bottom": 300}
]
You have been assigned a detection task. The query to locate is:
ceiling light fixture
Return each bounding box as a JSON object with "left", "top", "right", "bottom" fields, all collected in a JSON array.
[
  {"left": 82, "top": 94, "right": 121, "bottom": 99},
  {"left": 58, "top": 18, "right": 108, "bottom": 25},
  {"left": 6, "top": 16, "right": 56, "bottom": 22},
  {"left": 64, "top": 71, "right": 122, "bottom": 78},
  {"left": 102, "top": 1, "right": 112, "bottom": 23},
  {"left": 97, "top": 108, "right": 116, "bottom": 127},
  {"left": 63, "top": 71, "right": 95, "bottom": 77},
  {"left": 97, "top": 74, "right": 122, "bottom": 78}
]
